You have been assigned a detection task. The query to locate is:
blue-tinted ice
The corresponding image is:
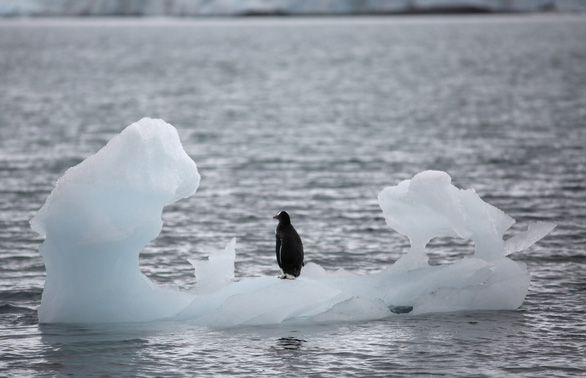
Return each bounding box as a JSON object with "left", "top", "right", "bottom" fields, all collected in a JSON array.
[{"left": 30, "top": 118, "right": 555, "bottom": 325}]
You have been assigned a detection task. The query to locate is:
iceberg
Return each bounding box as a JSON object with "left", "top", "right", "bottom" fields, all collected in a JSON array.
[
  {"left": 31, "top": 118, "right": 554, "bottom": 326},
  {"left": 30, "top": 118, "right": 199, "bottom": 323}
]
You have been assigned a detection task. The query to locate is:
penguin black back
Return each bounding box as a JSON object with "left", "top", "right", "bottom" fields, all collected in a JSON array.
[{"left": 273, "top": 211, "right": 304, "bottom": 278}]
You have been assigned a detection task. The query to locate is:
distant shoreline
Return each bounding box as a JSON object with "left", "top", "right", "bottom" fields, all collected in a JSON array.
[
  {"left": 1, "top": 10, "right": 584, "bottom": 19},
  {"left": 1, "top": 0, "right": 584, "bottom": 18},
  {"left": 0, "top": 10, "right": 583, "bottom": 17},
  {"left": 1, "top": 13, "right": 585, "bottom": 24}
]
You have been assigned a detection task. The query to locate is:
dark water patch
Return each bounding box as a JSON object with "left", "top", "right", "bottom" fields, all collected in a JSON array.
[
  {"left": 524, "top": 254, "right": 586, "bottom": 263},
  {"left": 274, "top": 336, "right": 306, "bottom": 350},
  {"left": 0, "top": 304, "right": 38, "bottom": 325},
  {"left": 0, "top": 288, "right": 43, "bottom": 301},
  {"left": 0, "top": 303, "right": 36, "bottom": 314}
]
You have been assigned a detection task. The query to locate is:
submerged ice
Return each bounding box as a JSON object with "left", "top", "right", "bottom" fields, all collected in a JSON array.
[{"left": 31, "top": 118, "right": 555, "bottom": 325}]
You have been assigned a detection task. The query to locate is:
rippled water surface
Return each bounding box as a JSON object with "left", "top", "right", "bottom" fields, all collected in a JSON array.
[{"left": 1, "top": 15, "right": 585, "bottom": 376}]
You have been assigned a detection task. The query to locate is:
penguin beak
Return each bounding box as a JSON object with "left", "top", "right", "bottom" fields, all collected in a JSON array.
[{"left": 273, "top": 215, "right": 278, "bottom": 219}]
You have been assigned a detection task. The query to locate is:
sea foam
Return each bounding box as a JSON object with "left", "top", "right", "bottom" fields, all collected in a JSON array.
[{"left": 31, "top": 118, "right": 554, "bottom": 325}]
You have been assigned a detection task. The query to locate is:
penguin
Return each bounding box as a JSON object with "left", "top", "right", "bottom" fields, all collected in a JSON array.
[{"left": 273, "top": 211, "right": 304, "bottom": 279}]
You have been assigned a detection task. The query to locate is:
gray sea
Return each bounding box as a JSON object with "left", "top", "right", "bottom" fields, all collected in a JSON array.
[{"left": 1, "top": 15, "right": 585, "bottom": 376}]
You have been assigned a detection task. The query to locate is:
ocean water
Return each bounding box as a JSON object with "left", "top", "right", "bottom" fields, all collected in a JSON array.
[{"left": 1, "top": 15, "right": 585, "bottom": 376}]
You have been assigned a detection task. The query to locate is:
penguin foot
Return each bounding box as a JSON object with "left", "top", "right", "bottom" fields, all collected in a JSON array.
[{"left": 278, "top": 275, "right": 286, "bottom": 279}]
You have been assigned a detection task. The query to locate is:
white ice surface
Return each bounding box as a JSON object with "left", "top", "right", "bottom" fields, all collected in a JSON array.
[{"left": 31, "top": 118, "right": 554, "bottom": 325}]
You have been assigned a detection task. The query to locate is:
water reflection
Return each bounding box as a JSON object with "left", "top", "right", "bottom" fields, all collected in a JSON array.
[
  {"left": 269, "top": 335, "right": 309, "bottom": 374},
  {"left": 38, "top": 322, "right": 164, "bottom": 376},
  {"left": 276, "top": 336, "right": 306, "bottom": 350}
]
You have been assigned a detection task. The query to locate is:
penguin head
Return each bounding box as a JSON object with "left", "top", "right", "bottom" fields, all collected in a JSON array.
[{"left": 273, "top": 210, "right": 290, "bottom": 224}]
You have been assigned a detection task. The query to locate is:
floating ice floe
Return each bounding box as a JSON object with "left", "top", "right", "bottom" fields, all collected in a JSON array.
[{"left": 31, "top": 118, "right": 555, "bottom": 325}]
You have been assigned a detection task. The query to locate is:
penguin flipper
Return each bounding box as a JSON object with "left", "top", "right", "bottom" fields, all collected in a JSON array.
[{"left": 275, "top": 236, "right": 282, "bottom": 269}]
